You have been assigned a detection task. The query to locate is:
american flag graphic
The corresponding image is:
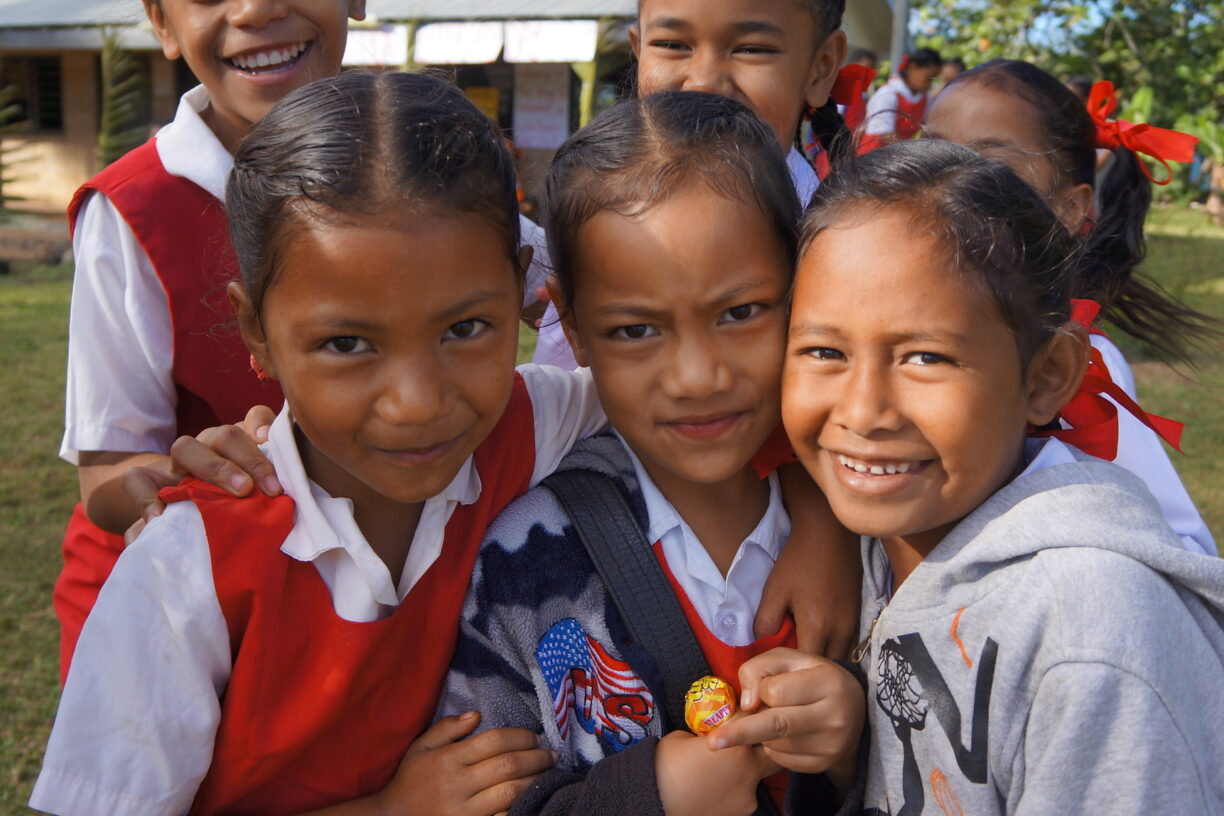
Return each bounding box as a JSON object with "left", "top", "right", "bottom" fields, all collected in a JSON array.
[{"left": 536, "top": 618, "right": 654, "bottom": 751}]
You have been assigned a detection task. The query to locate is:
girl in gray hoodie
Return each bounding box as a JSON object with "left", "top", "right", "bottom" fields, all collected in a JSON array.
[{"left": 715, "top": 139, "right": 1224, "bottom": 814}]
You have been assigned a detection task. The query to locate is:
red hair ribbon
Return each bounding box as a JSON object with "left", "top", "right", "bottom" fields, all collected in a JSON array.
[
  {"left": 830, "top": 64, "right": 878, "bottom": 108},
  {"left": 897, "top": 54, "right": 911, "bottom": 75},
  {"left": 1030, "top": 299, "right": 1184, "bottom": 460},
  {"left": 1087, "top": 81, "right": 1199, "bottom": 186}
]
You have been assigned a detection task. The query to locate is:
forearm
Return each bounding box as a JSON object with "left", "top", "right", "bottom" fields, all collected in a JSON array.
[
  {"left": 512, "top": 739, "right": 664, "bottom": 816},
  {"left": 79, "top": 451, "right": 174, "bottom": 534}
]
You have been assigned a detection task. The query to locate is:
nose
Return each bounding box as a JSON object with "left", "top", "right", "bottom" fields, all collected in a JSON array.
[
  {"left": 227, "top": 0, "right": 289, "bottom": 29},
  {"left": 659, "top": 330, "right": 734, "bottom": 402},
  {"left": 375, "top": 356, "right": 453, "bottom": 428},
  {"left": 680, "top": 50, "right": 733, "bottom": 96},
  {"left": 832, "top": 361, "right": 904, "bottom": 437}
]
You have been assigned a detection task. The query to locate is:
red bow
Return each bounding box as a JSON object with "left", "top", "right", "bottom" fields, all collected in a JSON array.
[
  {"left": 1087, "top": 81, "right": 1199, "bottom": 186},
  {"left": 830, "top": 64, "right": 878, "bottom": 108},
  {"left": 1029, "top": 299, "right": 1184, "bottom": 460}
]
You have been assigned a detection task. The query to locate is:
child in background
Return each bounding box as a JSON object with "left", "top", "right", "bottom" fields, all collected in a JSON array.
[
  {"left": 440, "top": 91, "right": 863, "bottom": 816},
  {"left": 862, "top": 47, "right": 942, "bottom": 145},
  {"left": 727, "top": 139, "right": 1224, "bottom": 813},
  {"left": 533, "top": 0, "right": 849, "bottom": 370},
  {"left": 33, "top": 72, "right": 612, "bottom": 816},
  {"left": 924, "top": 58, "right": 1218, "bottom": 554}
]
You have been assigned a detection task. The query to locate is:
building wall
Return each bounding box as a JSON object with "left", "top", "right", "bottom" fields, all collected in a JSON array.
[{"left": 4, "top": 48, "right": 174, "bottom": 213}]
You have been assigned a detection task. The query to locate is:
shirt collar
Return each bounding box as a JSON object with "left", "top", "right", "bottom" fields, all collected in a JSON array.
[
  {"left": 887, "top": 75, "right": 925, "bottom": 104},
  {"left": 265, "top": 403, "right": 483, "bottom": 566},
  {"left": 614, "top": 432, "right": 789, "bottom": 560},
  {"left": 787, "top": 146, "right": 820, "bottom": 208},
  {"left": 155, "top": 85, "right": 233, "bottom": 202}
]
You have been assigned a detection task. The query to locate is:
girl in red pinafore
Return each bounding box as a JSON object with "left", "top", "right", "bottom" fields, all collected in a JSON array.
[
  {"left": 33, "top": 73, "right": 606, "bottom": 816},
  {"left": 54, "top": 0, "right": 367, "bottom": 682},
  {"left": 862, "top": 47, "right": 943, "bottom": 146}
]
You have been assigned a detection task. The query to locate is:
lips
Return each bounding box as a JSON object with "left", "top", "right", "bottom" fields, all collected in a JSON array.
[
  {"left": 826, "top": 449, "right": 931, "bottom": 497},
  {"left": 665, "top": 412, "right": 744, "bottom": 441},
  {"left": 375, "top": 435, "right": 460, "bottom": 467},
  {"left": 224, "top": 41, "right": 311, "bottom": 73}
]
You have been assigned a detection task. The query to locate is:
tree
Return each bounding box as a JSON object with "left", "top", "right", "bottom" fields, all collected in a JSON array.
[
  {"left": 97, "top": 27, "right": 149, "bottom": 169},
  {"left": 912, "top": 1, "right": 1224, "bottom": 128}
]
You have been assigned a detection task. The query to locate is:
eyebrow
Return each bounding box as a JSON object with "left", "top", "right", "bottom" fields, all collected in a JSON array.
[
  {"left": 790, "top": 324, "right": 970, "bottom": 345},
  {"left": 647, "top": 16, "right": 786, "bottom": 37},
  {"left": 434, "top": 289, "right": 509, "bottom": 322},
  {"left": 595, "top": 278, "right": 777, "bottom": 319},
  {"left": 303, "top": 290, "right": 508, "bottom": 331}
]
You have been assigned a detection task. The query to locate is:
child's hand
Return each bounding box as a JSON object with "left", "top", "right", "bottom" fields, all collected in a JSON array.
[
  {"left": 655, "top": 729, "right": 777, "bottom": 816},
  {"left": 122, "top": 404, "right": 283, "bottom": 531},
  {"left": 709, "top": 649, "right": 864, "bottom": 794},
  {"left": 755, "top": 466, "right": 861, "bottom": 657},
  {"left": 377, "top": 712, "right": 556, "bottom": 816}
]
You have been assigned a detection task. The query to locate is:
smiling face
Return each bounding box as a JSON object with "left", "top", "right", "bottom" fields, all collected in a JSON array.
[
  {"left": 559, "top": 188, "right": 790, "bottom": 496},
  {"left": 631, "top": 0, "right": 845, "bottom": 153},
  {"left": 144, "top": 0, "right": 365, "bottom": 151},
  {"left": 236, "top": 212, "right": 521, "bottom": 510},
  {"left": 783, "top": 207, "right": 1036, "bottom": 555}
]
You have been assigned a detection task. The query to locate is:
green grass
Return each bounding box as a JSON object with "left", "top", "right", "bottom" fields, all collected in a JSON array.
[{"left": 1, "top": 211, "right": 1221, "bottom": 811}]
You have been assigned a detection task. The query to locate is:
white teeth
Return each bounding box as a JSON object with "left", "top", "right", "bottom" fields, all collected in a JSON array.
[
  {"left": 230, "top": 42, "right": 306, "bottom": 72},
  {"left": 837, "top": 453, "right": 916, "bottom": 475}
]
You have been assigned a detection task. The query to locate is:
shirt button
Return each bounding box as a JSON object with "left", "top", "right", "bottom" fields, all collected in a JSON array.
[{"left": 719, "top": 613, "right": 738, "bottom": 631}]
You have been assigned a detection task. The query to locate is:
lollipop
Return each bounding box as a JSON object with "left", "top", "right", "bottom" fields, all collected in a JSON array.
[{"left": 684, "top": 675, "right": 737, "bottom": 736}]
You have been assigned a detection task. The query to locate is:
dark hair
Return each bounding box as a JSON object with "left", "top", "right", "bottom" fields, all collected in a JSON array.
[
  {"left": 847, "top": 47, "right": 878, "bottom": 67},
  {"left": 945, "top": 57, "right": 966, "bottom": 73},
  {"left": 226, "top": 72, "right": 521, "bottom": 315},
  {"left": 905, "top": 48, "right": 944, "bottom": 72},
  {"left": 542, "top": 90, "right": 801, "bottom": 310},
  {"left": 802, "top": 139, "right": 1080, "bottom": 363},
  {"left": 944, "top": 59, "right": 1221, "bottom": 363},
  {"left": 795, "top": 0, "right": 854, "bottom": 169},
  {"left": 1065, "top": 75, "right": 1093, "bottom": 102}
]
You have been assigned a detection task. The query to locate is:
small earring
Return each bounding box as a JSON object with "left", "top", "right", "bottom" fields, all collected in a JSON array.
[{"left": 249, "top": 354, "right": 270, "bottom": 383}]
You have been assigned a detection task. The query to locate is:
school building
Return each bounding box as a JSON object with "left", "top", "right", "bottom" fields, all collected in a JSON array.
[{"left": 0, "top": 0, "right": 895, "bottom": 214}]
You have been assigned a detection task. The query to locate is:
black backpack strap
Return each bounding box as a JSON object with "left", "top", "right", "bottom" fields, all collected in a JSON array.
[
  {"left": 542, "top": 468, "right": 782, "bottom": 816},
  {"left": 542, "top": 468, "right": 709, "bottom": 732}
]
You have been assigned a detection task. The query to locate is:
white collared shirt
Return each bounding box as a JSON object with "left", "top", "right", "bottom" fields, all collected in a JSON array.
[
  {"left": 31, "top": 363, "right": 605, "bottom": 816},
  {"left": 63, "top": 85, "right": 553, "bottom": 463},
  {"left": 532, "top": 147, "right": 819, "bottom": 371},
  {"left": 864, "top": 75, "right": 926, "bottom": 136},
  {"left": 616, "top": 435, "right": 791, "bottom": 647}
]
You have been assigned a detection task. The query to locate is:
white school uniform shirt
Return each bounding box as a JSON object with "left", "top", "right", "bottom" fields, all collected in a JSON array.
[
  {"left": 616, "top": 434, "right": 791, "bottom": 647},
  {"left": 864, "top": 76, "right": 926, "bottom": 137},
  {"left": 1089, "top": 334, "right": 1215, "bottom": 555},
  {"left": 62, "top": 85, "right": 552, "bottom": 464},
  {"left": 531, "top": 146, "right": 819, "bottom": 371},
  {"left": 30, "top": 364, "right": 606, "bottom": 816}
]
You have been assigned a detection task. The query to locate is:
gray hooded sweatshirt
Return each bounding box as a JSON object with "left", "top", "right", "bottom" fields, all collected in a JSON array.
[{"left": 856, "top": 442, "right": 1224, "bottom": 815}]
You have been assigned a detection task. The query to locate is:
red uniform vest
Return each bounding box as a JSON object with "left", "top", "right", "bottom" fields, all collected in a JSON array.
[
  {"left": 157, "top": 376, "right": 534, "bottom": 815},
  {"left": 654, "top": 545, "right": 797, "bottom": 810},
  {"left": 894, "top": 91, "right": 929, "bottom": 141},
  {"left": 56, "top": 140, "right": 284, "bottom": 682}
]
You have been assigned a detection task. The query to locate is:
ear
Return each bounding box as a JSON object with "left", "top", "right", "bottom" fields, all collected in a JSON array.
[
  {"left": 228, "top": 282, "right": 279, "bottom": 381},
  {"left": 143, "top": 0, "right": 181, "bottom": 61},
  {"left": 1053, "top": 182, "right": 1094, "bottom": 234},
  {"left": 545, "top": 279, "right": 591, "bottom": 368},
  {"left": 628, "top": 24, "right": 641, "bottom": 60},
  {"left": 804, "top": 29, "right": 848, "bottom": 111},
  {"left": 1024, "top": 323, "right": 1089, "bottom": 427},
  {"left": 348, "top": 0, "right": 367, "bottom": 21}
]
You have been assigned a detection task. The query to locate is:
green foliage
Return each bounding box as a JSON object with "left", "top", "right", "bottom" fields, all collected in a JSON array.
[
  {"left": 97, "top": 28, "right": 149, "bottom": 169},
  {"left": 913, "top": 1, "right": 1224, "bottom": 128}
]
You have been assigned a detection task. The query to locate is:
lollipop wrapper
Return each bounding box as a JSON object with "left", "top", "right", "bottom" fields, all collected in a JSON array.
[{"left": 684, "top": 675, "right": 736, "bottom": 736}]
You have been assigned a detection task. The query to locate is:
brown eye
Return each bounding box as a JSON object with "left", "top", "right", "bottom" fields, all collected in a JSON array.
[{"left": 324, "top": 336, "right": 369, "bottom": 354}]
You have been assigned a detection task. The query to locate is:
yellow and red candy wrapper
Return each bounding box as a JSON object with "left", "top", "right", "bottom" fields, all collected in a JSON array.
[{"left": 684, "top": 675, "right": 736, "bottom": 736}]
